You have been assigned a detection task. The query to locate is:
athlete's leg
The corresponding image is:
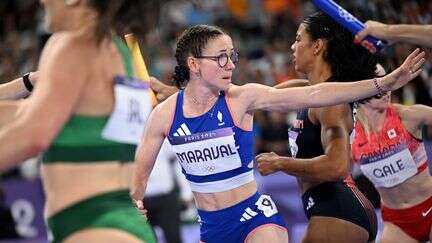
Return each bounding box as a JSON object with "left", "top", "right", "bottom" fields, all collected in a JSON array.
[
  {"left": 380, "top": 222, "right": 419, "bottom": 243},
  {"left": 245, "top": 224, "right": 288, "bottom": 243}
]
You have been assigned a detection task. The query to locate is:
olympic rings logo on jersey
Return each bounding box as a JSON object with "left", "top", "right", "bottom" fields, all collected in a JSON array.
[
  {"left": 337, "top": 7, "right": 355, "bottom": 22},
  {"left": 204, "top": 165, "right": 216, "bottom": 173}
]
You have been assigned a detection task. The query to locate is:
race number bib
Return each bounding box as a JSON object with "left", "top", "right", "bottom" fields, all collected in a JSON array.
[
  {"left": 169, "top": 127, "right": 242, "bottom": 176},
  {"left": 255, "top": 195, "right": 278, "bottom": 217},
  {"left": 102, "top": 76, "right": 152, "bottom": 144},
  {"left": 360, "top": 145, "right": 417, "bottom": 188}
]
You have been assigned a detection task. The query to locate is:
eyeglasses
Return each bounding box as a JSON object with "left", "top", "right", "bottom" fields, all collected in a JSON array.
[{"left": 195, "top": 51, "right": 239, "bottom": 68}]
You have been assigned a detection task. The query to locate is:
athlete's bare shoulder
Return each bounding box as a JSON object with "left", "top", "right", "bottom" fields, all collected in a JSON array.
[
  {"left": 41, "top": 32, "right": 95, "bottom": 68},
  {"left": 151, "top": 91, "right": 179, "bottom": 132}
]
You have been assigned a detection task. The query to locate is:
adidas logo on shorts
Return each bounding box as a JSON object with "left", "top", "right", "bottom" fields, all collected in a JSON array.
[
  {"left": 306, "top": 196, "right": 315, "bottom": 210},
  {"left": 239, "top": 207, "right": 258, "bottom": 222}
]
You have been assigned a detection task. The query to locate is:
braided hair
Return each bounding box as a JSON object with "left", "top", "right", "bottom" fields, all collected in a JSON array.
[{"left": 173, "top": 25, "right": 225, "bottom": 88}]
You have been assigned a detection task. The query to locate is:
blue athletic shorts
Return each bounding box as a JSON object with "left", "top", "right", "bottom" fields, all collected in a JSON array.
[{"left": 198, "top": 192, "right": 287, "bottom": 243}]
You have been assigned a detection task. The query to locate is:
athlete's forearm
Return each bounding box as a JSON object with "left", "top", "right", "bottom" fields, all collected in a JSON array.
[
  {"left": 276, "top": 155, "right": 349, "bottom": 181},
  {"left": 0, "top": 122, "right": 43, "bottom": 171},
  {"left": 131, "top": 158, "right": 153, "bottom": 200},
  {"left": 389, "top": 25, "right": 432, "bottom": 48},
  {"left": 258, "top": 78, "right": 379, "bottom": 112},
  {"left": 307, "top": 78, "right": 384, "bottom": 107},
  {"left": 0, "top": 77, "right": 29, "bottom": 100},
  {"left": 0, "top": 72, "right": 37, "bottom": 100}
]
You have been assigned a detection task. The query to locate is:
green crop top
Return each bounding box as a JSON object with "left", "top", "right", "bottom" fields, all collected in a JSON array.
[{"left": 43, "top": 37, "right": 137, "bottom": 163}]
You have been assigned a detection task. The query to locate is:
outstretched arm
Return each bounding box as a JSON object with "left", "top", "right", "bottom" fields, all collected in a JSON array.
[
  {"left": 150, "top": 76, "right": 310, "bottom": 103},
  {"left": 355, "top": 21, "right": 432, "bottom": 48},
  {"left": 244, "top": 49, "right": 425, "bottom": 112},
  {"left": 256, "top": 105, "right": 351, "bottom": 181},
  {"left": 0, "top": 72, "right": 38, "bottom": 100}
]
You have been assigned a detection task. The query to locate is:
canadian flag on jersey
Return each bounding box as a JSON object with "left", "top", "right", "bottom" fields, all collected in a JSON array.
[{"left": 387, "top": 128, "right": 397, "bottom": 139}]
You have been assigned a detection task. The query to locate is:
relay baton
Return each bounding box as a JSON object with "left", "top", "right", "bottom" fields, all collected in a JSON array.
[
  {"left": 124, "top": 33, "right": 157, "bottom": 105},
  {"left": 312, "top": 0, "right": 386, "bottom": 52}
]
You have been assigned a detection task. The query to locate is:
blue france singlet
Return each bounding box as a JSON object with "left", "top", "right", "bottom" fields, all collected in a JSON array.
[{"left": 167, "top": 90, "right": 254, "bottom": 193}]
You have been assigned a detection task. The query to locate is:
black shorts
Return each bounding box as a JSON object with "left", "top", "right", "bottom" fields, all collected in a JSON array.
[{"left": 301, "top": 181, "right": 377, "bottom": 242}]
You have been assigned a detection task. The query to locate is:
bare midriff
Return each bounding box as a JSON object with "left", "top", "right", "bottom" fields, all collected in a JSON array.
[
  {"left": 193, "top": 181, "right": 257, "bottom": 211},
  {"left": 378, "top": 169, "right": 432, "bottom": 209},
  {"left": 41, "top": 162, "right": 134, "bottom": 217}
]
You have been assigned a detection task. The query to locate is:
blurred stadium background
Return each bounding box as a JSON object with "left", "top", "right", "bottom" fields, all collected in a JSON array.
[{"left": 0, "top": 0, "right": 431, "bottom": 243}]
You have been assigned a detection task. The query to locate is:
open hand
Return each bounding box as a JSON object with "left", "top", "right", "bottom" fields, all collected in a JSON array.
[
  {"left": 130, "top": 186, "right": 147, "bottom": 219},
  {"left": 354, "top": 21, "right": 392, "bottom": 53},
  {"left": 132, "top": 198, "right": 148, "bottom": 219},
  {"left": 149, "top": 77, "right": 178, "bottom": 103},
  {"left": 380, "top": 48, "right": 425, "bottom": 92},
  {"left": 256, "top": 152, "right": 281, "bottom": 176}
]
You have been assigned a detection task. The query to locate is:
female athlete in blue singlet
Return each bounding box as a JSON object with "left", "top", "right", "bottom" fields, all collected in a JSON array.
[{"left": 131, "top": 24, "right": 424, "bottom": 243}]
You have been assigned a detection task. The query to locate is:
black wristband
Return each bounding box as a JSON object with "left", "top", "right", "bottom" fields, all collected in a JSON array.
[{"left": 22, "top": 73, "right": 34, "bottom": 92}]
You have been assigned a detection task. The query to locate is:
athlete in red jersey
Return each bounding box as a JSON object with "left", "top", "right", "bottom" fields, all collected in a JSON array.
[{"left": 351, "top": 65, "right": 432, "bottom": 243}]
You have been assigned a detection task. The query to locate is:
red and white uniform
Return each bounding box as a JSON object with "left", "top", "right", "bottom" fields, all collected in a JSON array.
[{"left": 351, "top": 104, "right": 431, "bottom": 241}]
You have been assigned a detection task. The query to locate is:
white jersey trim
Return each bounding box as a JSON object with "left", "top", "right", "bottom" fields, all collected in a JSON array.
[
  {"left": 412, "top": 143, "right": 428, "bottom": 166},
  {"left": 187, "top": 170, "right": 254, "bottom": 193}
]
